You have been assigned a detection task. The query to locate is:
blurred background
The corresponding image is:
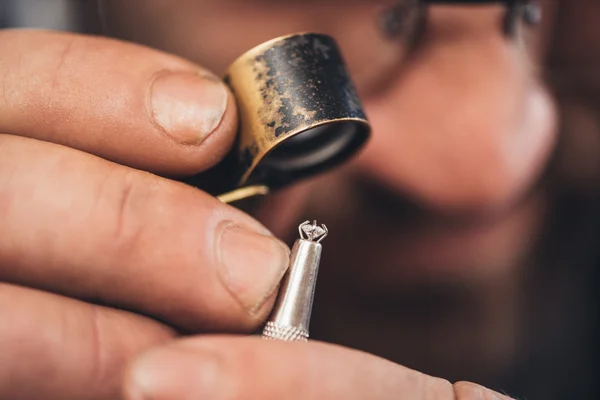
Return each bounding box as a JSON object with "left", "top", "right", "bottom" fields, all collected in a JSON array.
[
  {"left": 1, "top": 0, "right": 75, "bottom": 30},
  {"left": 1, "top": 1, "right": 598, "bottom": 399},
  {"left": 0, "top": 0, "right": 100, "bottom": 32}
]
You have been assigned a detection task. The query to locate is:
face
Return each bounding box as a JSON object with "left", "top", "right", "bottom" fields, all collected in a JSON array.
[
  {"left": 99, "top": 0, "right": 556, "bottom": 268},
  {"left": 98, "top": 0, "right": 597, "bottom": 383}
]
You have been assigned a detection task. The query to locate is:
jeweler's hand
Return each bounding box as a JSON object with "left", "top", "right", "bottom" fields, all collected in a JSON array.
[
  {"left": 0, "top": 30, "right": 290, "bottom": 400},
  {"left": 122, "top": 335, "right": 515, "bottom": 400}
]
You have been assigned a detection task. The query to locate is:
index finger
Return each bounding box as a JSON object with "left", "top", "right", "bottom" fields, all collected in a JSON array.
[{"left": 0, "top": 29, "right": 237, "bottom": 176}]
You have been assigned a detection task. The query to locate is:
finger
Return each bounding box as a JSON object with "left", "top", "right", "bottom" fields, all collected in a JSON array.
[
  {"left": 0, "top": 29, "right": 237, "bottom": 176},
  {"left": 124, "top": 336, "right": 515, "bottom": 400},
  {"left": 0, "top": 135, "right": 290, "bottom": 332},
  {"left": 0, "top": 282, "right": 175, "bottom": 400}
]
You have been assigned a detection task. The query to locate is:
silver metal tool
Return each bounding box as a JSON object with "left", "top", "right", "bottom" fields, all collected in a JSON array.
[{"left": 262, "top": 220, "right": 328, "bottom": 341}]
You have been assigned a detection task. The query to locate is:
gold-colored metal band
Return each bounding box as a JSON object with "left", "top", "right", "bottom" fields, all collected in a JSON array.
[
  {"left": 217, "top": 33, "right": 370, "bottom": 204},
  {"left": 217, "top": 185, "right": 270, "bottom": 204}
]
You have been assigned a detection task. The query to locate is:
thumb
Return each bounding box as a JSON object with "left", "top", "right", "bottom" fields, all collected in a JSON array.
[{"left": 123, "top": 336, "right": 515, "bottom": 400}]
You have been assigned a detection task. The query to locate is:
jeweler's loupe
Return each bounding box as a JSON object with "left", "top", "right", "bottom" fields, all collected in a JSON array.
[{"left": 184, "top": 33, "right": 371, "bottom": 207}]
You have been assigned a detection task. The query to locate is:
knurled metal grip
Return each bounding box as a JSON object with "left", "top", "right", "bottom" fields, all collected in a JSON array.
[{"left": 262, "top": 322, "right": 309, "bottom": 342}]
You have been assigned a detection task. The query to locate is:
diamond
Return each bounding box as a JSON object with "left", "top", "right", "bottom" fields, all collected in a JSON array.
[
  {"left": 312, "top": 226, "right": 326, "bottom": 238},
  {"left": 301, "top": 222, "right": 326, "bottom": 240},
  {"left": 301, "top": 224, "right": 315, "bottom": 236}
]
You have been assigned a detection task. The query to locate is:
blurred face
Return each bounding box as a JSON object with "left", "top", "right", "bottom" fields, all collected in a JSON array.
[
  {"left": 99, "top": 0, "right": 568, "bottom": 375},
  {"left": 99, "top": 0, "right": 557, "bottom": 276}
]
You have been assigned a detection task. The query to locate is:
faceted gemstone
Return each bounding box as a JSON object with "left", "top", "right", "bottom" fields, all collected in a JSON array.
[
  {"left": 312, "top": 226, "right": 326, "bottom": 237},
  {"left": 301, "top": 222, "right": 325, "bottom": 240}
]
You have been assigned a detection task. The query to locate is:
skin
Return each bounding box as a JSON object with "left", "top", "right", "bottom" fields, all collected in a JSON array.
[{"left": 0, "top": 0, "right": 598, "bottom": 399}]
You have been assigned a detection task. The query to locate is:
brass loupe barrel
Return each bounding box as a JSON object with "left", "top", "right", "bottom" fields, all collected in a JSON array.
[{"left": 184, "top": 33, "right": 371, "bottom": 205}]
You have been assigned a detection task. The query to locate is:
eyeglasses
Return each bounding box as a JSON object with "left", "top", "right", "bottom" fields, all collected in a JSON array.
[{"left": 381, "top": 0, "right": 541, "bottom": 41}]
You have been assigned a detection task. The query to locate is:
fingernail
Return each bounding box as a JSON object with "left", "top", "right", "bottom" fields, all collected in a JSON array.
[
  {"left": 128, "top": 347, "right": 222, "bottom": 400},
  {"left": 150, "top": 71, "right": 228, "bottom": 145},
  {"left": 217, "top": 223, "right": 290, "bottom": 313}
]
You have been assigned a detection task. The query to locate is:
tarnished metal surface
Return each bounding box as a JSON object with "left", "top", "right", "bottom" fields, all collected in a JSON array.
[
  {"left": 181, "top": 33, "right": 370, "bottom": 204},
  {"left": 224, "top": 33, "right": 370, "bottom": 190}
]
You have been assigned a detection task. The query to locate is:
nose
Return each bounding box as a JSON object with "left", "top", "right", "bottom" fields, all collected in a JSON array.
[{"left": 357, "top": 5, "right": 557, "bottom": 213}]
